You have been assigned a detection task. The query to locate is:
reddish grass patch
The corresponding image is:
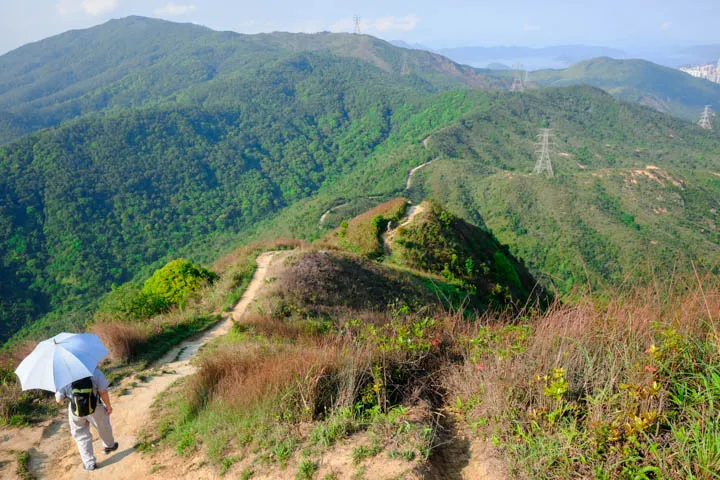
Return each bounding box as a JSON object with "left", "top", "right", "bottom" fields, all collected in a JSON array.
[{"left": 187, "top": 340, "right": 367, "bottom": 419}]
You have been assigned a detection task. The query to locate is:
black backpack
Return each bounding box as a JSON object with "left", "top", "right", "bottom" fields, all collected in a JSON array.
[{"left": 70, "top": 376, "right": 97, "bottom": 417}]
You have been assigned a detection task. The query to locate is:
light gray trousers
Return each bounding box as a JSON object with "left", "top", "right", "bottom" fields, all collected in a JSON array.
[{"left": 68, "top": 404, "right": 115, "bottom": 468}]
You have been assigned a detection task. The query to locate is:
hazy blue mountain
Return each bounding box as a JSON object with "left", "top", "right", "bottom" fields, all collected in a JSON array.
[
  {"left": 436, "top": 45, "right": 628, "bottom": 70},
  {"left": 390, "top": 40, "right": 430, "bottom": 51}
]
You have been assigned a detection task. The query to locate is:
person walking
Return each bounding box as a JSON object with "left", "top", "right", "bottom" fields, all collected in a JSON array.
[{"left": 55, "top": 367, "right": 119, "bottom": 470}]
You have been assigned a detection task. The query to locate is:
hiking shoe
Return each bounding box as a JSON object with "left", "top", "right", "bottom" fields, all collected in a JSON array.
[
  {"left": 104, "top": 442, "right": 119, "bottom": 454},
  {"left": 83, "top": 463, "right": 96, "bottom": 471}
]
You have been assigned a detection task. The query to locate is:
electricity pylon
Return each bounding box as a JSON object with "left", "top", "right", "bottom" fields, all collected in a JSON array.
[
  {"left": 510, "top": 63, "right": 525, "bottom": 92},
  {"left": 353, "top": 15, "right": 361, "bottom": 34},
  {"left": 698, "top": 105, "right": 714, "bottom": 130},
  {"left": 533, "top": 128, "right": 554, "bottom": 177}
]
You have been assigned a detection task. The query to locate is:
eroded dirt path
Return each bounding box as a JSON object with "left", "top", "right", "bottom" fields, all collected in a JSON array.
[
  {"left": 11, "top": 252, "right": 281, "bottom": 480},
  {"left": 406, "top": 161, "right": 434, "bottom": 190},
  {"left": 383, "top": 203, "right": 426, "bottom": 255}
]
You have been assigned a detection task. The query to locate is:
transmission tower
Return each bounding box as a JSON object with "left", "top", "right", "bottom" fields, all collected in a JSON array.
[
  {"left": 353, "top": 15, "right": 361, "bottom": 34},
  {"left": 698, "top": 105, "right": 714, "bottom": 130},
  {"left": 510, "top": 63, "right": 525, "bottom": 92},
  {"left": 533, "top": 128, "right": 554, "bottom": 177}
]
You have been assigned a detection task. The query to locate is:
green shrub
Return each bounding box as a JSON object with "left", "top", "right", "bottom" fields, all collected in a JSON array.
[
  {"left": 142, "top": 259, "right": 217, "bottom": 307},
  {"left": 492, "top": 251, "right": 522, "bottom": 289}
]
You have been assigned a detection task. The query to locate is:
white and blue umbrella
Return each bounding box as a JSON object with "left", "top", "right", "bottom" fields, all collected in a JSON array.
[{"left": 14, "top": 332, "right": 109, "bottom": 392}]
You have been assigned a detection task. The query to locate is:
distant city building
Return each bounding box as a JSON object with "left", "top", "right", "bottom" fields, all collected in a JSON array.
[{"left": 679, "top": 60, "right": 720, "bottom": 84}]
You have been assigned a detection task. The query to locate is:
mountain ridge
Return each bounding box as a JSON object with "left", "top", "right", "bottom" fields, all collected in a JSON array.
[{"left": 0, "top": 16, "right": 501, "bottom": 145}]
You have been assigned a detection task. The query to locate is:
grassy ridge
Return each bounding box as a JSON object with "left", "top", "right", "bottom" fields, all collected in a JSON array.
[{"left": 142, "top": 241, "right": 720, "bottom": 478}]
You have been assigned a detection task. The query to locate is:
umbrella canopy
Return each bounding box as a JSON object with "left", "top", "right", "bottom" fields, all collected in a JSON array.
[{"left": 14, "top": 332, "right": 109, "bottom": 392}]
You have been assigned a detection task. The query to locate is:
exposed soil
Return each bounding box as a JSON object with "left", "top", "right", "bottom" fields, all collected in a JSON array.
[
  {"left": 406, "top": 161, "right": 434, "bottom": 190},
  {"left": 384, "top": 203, "right": 426, "bottom": 254},
  {"left": 427, "top": 415, "right": 507, "bottom": 480}
]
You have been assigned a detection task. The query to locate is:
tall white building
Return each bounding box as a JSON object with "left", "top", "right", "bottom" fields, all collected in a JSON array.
[{"left": 680, "top": 61, "right": 720, "bottom": 84}]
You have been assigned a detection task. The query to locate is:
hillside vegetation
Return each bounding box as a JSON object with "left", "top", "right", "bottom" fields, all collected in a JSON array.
[
  {"left": 264, "top": 86, "right": 720, "bottom": 294},
  {"left": 530, "top": 57, "right": 720, "bottom": 120},
  {"left": 0, "top": 57, "right": 473, "bottom": 343},
  {"left": 132, "top": 232, "right": 720, "bottom": 479}
]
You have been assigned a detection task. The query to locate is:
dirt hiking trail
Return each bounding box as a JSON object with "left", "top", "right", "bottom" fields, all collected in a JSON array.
[{"left": 5, "top": 251, "right": 282, "bottom": 480}]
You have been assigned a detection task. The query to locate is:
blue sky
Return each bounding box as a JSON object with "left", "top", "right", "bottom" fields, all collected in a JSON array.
[{"left": 2, "top": 0, "right": 719, "bottom": 54}]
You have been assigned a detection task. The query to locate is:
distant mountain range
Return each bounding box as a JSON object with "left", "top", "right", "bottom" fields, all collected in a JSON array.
[{"left": 391, "top": 41, "right": 720, "bottom": 70}]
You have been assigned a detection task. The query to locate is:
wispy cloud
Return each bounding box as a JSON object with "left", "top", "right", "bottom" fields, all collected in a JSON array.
[
  {"left": 523, "top": 24, "right": 541, "bottom": 32},
  {"left": 660, "top": 21, "right": 672, "bottom": 31},
  {"left": 57, "top": 0, "right": 118, "bottom": 16},
  {"left": 155, "top": 2, "right": 197, "bottom": 16},
  {"left": 332, "top": 14, "right": 420, "bottom": 34}
]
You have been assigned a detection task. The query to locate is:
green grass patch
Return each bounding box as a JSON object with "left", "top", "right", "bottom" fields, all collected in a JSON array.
[{"left": 15, "top": 450, "right": 33, "bottom": 480}]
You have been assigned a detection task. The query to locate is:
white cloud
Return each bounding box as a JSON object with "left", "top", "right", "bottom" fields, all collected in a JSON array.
[
  {"left": 523, "top": 24, "right": 541, "bottom": 32},
  {"left": 331, "top": 14, "right": 420, "bottom": 34},
  {"left": 56, "top": 0, "right": 118, "bottom": 16},
  {"left": 154, "top": 3, "right": 197, "bottom": 16},
  {"left": 661, "top": 21, "right": 672, "bottom": 30}
]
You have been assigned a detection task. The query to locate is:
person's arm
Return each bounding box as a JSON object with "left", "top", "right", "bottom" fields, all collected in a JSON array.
[
  {"left": 55, "top": 391, "right": 65, "bottom": 404},
  {"left": 98, "top": 390, "right": 113, "bottom": 414}
]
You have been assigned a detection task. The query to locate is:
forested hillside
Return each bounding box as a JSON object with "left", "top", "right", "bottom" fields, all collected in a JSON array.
[
  {"left": 529, "top": 57, "right": 720, "bottom": 120},
  {"left": 0, "top": 16, "right": 500, "bottom": 145},
  {"left": 264, "top": 86, "right": 720, "bottom": 293},
  {"left": 0, "top": 50, "right": 480, "bottom": 342}
]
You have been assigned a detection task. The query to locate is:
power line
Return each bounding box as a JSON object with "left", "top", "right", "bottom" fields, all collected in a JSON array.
[
  {"left": 533, "top": 128, "right": 554, "bottom": 177},
  {"left": 510, "top": 63, "right": 525, "bottom": 93},
  {"left": 699, "top": 105, "right": 714, "bottom": 130}
]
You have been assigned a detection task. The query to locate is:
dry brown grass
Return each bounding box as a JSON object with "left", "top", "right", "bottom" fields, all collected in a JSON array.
[
  {"left": 212, "top": 239, "right": 307, "bottom": 274},
  {"left": 187, "top": 338, "right": 371, "bottom": 419},
  {"left": 235, "top": 312, "right": 307, "bottom": 339},
  {"left": 91, "top": 321, "right": 149, "bottom": 362},
  {"left": 263, "top": 250, "right": 429, "bottom": 317}
]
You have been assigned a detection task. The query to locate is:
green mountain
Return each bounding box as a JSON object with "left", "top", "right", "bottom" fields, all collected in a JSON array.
[
  {"left": 0, "top": 16, "right": 500, "bottom": 145},
  {"left": 530, "top": 57, "right": 720, "bottom": 120},
  {"left": 2, "top": 19, "right": 720, "bottom": 346}
]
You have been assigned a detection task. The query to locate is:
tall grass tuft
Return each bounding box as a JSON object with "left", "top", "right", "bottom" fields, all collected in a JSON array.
[{"left": 92, "top": 321, "right": 149, "bottom": 362}]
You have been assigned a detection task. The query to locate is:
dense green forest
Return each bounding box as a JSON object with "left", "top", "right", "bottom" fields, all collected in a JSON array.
[
  {"left": 528, "top": 57, "right": 720, "bottom": 120},
  {"left": 1, "top": 50, "right": 479, "bottom": 343},
  {"left": 0, "top": 16, "right": 501, "bottom": 145}
]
